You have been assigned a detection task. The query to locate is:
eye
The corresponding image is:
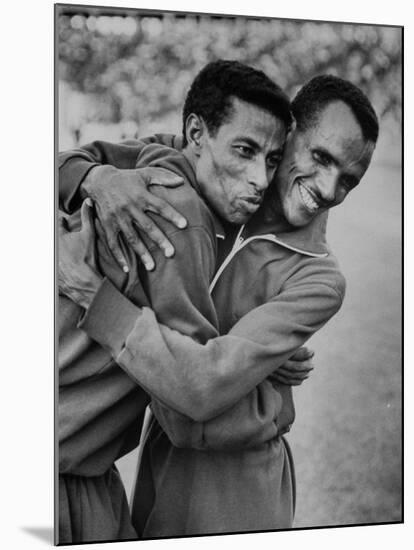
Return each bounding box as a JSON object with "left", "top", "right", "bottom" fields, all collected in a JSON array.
[
  {"left": 313, "top": 150, "right": 332, "bottom": 167},
  {"left": 234, "top": 145, "right": 254, "bottom": 158},
  {"left": 266, "top": 155, "right": 281, "bottom": 169}
]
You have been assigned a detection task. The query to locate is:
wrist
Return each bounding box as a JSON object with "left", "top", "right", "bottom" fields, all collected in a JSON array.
[
  {"left": 81, "top": 164, "right": 117, "bottom": 199},
  {"left": 81, "top": 273, "right": 103, "bottom": 309}
]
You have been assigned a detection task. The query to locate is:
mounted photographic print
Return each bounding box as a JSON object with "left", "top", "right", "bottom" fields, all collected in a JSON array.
[{"left": 56, "top": 3, "right": 403, "bottom": 545}]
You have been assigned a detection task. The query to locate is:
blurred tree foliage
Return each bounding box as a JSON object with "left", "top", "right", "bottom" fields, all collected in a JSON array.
[{"left": 58, "top": 10, "right": 401, "bottom": 142}]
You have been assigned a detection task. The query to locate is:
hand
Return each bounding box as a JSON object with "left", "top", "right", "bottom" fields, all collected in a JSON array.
[
  {"left": 82, "top": 165, "right": 187, "bottom": 272},
  {"left": 270, "top": 346, "right": 315, "bottom": 386},
  {"left": 59, "top": 200, "right": 103, "bottom": 310}
]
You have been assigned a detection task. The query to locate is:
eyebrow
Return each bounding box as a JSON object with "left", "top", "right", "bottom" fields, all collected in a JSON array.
[
  {"left": 234, "top": 136, "right": 260, "bottom": 149},
  {"left": 234, "top": 136, "right": 284, "bottom": 156}
]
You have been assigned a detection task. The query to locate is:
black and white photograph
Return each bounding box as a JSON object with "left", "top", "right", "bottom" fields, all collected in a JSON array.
[{"left": 55, "top": 3, "right": 402, "bottom": 546}]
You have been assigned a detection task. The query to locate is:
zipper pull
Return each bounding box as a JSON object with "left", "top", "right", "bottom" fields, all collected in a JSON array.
[{"left": 231, "top": 224, "right": 245, "bottom": 251}]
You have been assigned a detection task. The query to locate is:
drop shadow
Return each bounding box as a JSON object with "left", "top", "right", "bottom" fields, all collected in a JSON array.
[{"left": 21, "top": 526, "right": 54, "bottom": 544}]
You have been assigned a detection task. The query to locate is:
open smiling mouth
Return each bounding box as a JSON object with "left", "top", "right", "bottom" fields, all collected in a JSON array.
[{"left": 298, "top": 181, "right": 320, "bottom": 213}]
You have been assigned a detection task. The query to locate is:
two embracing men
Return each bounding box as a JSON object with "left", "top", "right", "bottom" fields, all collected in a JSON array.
[{"left": 58, "top": 59, "right": 378, "bottom": 543}]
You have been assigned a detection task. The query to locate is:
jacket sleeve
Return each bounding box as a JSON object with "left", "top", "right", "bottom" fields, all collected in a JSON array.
[
  {"left": 59, "top": 135, "right": 178, "bottom": 212},
  {"left": 149, "top": 381, "right": 297, "bottom": 451},
  {"left": 60, "top": 219, "right": 218, "bottom": 472},
  {"left": 81, "top": 263, "right": 345, "bottom": 423}
]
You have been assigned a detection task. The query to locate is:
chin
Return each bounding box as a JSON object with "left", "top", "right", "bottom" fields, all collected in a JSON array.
[
  {"left": 285, "top": 213, "right": 310, "bottom": 227},
  {"left": 284, "top": 204, "right": 313, "bottom": 227},
  {"left": 233, "top": 213, "right": 252, "bottom": 225}
]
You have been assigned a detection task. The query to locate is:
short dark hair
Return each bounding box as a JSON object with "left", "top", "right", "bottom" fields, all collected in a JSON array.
[
  {"left": 291, "top": 75, "right": 379, "bottom": 143},
  {"left": 182, "top": 59, "right": 292, "bottom": 146}
]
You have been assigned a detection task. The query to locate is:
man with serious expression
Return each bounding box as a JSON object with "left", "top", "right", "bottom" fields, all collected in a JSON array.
[
  {"left": 275, "top": 100, "right": 375, "bottom": 227},
  {"left": 185, "top": 96, "right": 286, "bottom": 225}
]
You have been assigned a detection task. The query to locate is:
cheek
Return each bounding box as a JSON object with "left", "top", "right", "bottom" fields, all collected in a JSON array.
[
  {"left": 210, "top": 154, "right": 235, "bottom": 181},
  {"left": 197, "top": 155, "right": 214, "bottom": 183},
  {"left": 292, "top": 147, "right": 315, "bottom": 172},
  {"left": 222, "top": 178, "right": 245, "bottom": 201},
  {"left": 215, "top": 159, "right": 245, "bottom": 190}
]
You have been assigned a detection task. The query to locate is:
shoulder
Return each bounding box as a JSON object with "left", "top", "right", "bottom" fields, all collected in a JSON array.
[
  {"left": 286, "top": 251, "right": 346, "bottom": 303},
  {"left": 317, "top": 252, "right": 346, "bottom": 300},
  {"left": 136, "top": 143, "right": 218, "bottom": 237}
]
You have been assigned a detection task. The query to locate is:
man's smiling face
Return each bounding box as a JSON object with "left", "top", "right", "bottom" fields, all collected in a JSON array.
[{"left": 275, "top": 100, "right": 375, "bottom": 227}]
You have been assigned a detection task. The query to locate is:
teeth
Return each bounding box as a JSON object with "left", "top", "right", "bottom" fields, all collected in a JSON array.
[{"left": 299, "top": 183, "right": 319, "bottom": 212}]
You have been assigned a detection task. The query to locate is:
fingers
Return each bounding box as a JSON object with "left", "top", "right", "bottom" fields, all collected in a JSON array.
[
  {"left": 131, "top": 208, "right": 176, "bottom": 258},
  {"left": 115, "top": 200, "right": 177, "bottom": 259},
  {"left": 270, "top": 352, "right": 314, "bottom": 386},
  {"left": 145, "top": 191, "right": 187, "bottom": 230},
  {"left": 148, "top": 167, "right": 185, "bottom": 188},
  {"left": 282, "top": 359, "right": 314, "bottom": 373},
  {"left": 290, "top": 346, "right": 314, "bottom": 361},
  {"left": 117, "top": 219, "right": 156, "bottom": 271},
  {"left": 84, "top": 167, "right": 188, "bottom": 273},
  {"left": 92, "top": 201, "right": 129, "bottom": 273},
  {"left": 277, "top": 366, "right": 311, "bottom": 381},
  {"left": 105, "top": 230, "right": 131, "bottom": 273},
  {"left": 273, "top": 366, "right": 310, "bottom": 385},
  {"left": 272, "top": 373, "right": 306, "bottom": 386},
  {"left": 98, "top": 208, "right": 160, "bottom": 272},
  {"left": 142, "top": 167, "right": 187, "bottom": 229}
]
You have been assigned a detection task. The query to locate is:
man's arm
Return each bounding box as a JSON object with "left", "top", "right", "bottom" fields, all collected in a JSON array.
[
  {"left": 59, "top": 136, "right": 178, "bottom": 212},
  {"left": 150, "top": 380, "right": 294, "bottom": 451},
  {"left": 147, "top": 346, "right": 312, "bottom": 450},
  {"left": 59, "top": 200, "right": 317, "bottom": 451},
  {"left": 61, "top": 206, "right": 308, "bottom": 451},
  {"left": 81, "top": 268, "right": 344, "bottom": 422},
  {"left": 59, "top": 137, "right": 187, "bottom": 271}
]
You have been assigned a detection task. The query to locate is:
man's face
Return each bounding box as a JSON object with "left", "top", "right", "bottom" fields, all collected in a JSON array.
[
  {"left": 195, "top": 97, "right": 287, "bottom": 225},
  {"left": 275, "top": 100, "right": 375, "bottom": 227}
]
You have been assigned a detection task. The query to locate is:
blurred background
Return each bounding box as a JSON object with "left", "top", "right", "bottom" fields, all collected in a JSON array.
[{"left": 57, "top": 5, "right": 402, "bottom": 530}]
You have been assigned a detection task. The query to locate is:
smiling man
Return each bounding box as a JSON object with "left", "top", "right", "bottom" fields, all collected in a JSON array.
[
  {"left": 275, "top": 81, "right": 376, "bottom": 227},
  {"left": 58, "top": 72, "right": 378, "bottom": 538}
]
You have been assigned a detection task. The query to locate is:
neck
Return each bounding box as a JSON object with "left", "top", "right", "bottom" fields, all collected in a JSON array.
[{"left": 182, "top": 146, "right": 197, "bottom": 174}]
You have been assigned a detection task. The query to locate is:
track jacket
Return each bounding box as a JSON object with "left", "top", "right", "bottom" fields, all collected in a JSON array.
[{"left": 59, "top": 137, "right": 346, "bottom": 536}]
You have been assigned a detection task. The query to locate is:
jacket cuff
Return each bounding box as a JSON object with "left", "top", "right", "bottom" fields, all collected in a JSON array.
[
  {"left": 59, "top": 157, "right": 99, "bottom": 213},
  {"left": 79, "top": 278, "right": 141, "bottom": 356}
]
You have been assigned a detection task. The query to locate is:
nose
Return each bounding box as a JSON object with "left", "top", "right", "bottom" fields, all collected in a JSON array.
[
  {"left": 315, "top": 171, "right": 338, "bottom": 204},
  {"left": 248, "top": 158, "right": 270, "bottom": 193}
]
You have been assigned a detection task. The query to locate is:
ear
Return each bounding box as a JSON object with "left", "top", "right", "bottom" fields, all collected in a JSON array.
[{"left": 185, "top": 113, "right": 205, "bottom": 155}]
